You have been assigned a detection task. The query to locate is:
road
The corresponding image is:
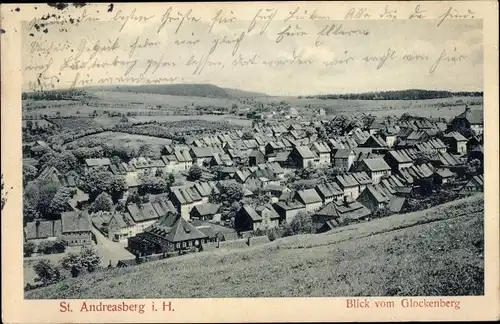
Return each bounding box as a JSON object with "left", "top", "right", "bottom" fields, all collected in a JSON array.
[{"left": 91, "top": 225, "right": 134, "bottom": 267}]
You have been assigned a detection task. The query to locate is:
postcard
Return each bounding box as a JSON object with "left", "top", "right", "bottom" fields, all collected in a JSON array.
[{"left": 1, "top": 1, "right": 499, "bottom": 323}]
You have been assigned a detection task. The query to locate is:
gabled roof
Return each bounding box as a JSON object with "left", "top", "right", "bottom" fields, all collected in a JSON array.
[
  {"left": 295, "top": 189, "right": 323, "bottom": 204},
  {"left": 190, "top": 147, "right": 213, "bottom": 158},
  {"left": 334, "top": 148, "right": 354, "bottom": 158},
  {"left": 61, "top": 211, "right": 91, "bottom": 233},
  {"left": 165, "top": 217, "right": 208, "bottom": 242},
  {"left": 151, "top": 199, "right": 177, "bottom": 217},
  {"left": 365, "top": 185, "right": 391, "bottom": 203},
  {"left": 37, "top": 165, "right": 61, "bottom": 182},
  {"left": 362, "top": 158, "right": 391, "bottom": 172},
  {"left": 293, "top": 146, "right": 317, "bottom": 159},
  {"left": 387, "top": 150, "right": 413, "bottom": 164},
  {"left": 444, "top": 131, "right": 468, "bottom": 142},
  {"left": 85, "top": 158, "right": 111, "bottom": 167},
  {"left": 273, "top": 200, "right": 305, "bottom": 211},
  {"left": 456, "top": 107, "right": 483, "bottom": 125},
  {"left": 192, "top": 203, "right": 221, "bottom": 216},
  {"left": 241, "top": 205, "right": 261, "bottom": 221},
  {"left": 388, "top": 196, "right": 406, "bottom": 213},
  {"left": 336, "top": 174, "right": 359, "bottom": 188},
  {"left": 316, "top": 182, "right": 343, "bottom": 198},
  {"left": 312, "top": 142, "right": 331, "bottom": 153},
  {"left": 126, "top": 203, "right": 160, "bottom": 223},
  {"left": 351, "top": 172, "right": 372, "bottom": 185}
]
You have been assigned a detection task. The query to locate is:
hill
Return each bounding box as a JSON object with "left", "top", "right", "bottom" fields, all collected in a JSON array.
[
  {"left": 80, "top": 84, "right": 267, "bottom": 98},
  {"left": 26, "top": 194, "right": 484, "bottom": 299},
  {"left": 309, "top": 89, "right": 483, "bottom": 100}
]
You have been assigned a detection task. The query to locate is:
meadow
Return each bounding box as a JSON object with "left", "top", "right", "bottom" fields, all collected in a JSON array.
[
  {"left": 26, "top": 194, "right": 483, "bottom": 299},
  {"left": 68, "top": 131, "right": 174, "bottom": 150},
  {"left": 22, "top": 90, "right": 482, "bottom": 122}
]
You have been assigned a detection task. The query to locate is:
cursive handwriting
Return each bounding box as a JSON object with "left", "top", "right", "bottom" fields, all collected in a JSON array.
[
  {"left": 129, "top": 36, "right": 161, "bottom": 58},
  {"left": 436, "top": 7, "right": 476, "bottom": 27},
  {"left": 345, "top": 8, "right": 371, "bottom": 19},
  {"left": 157, "top": 7, "right": 201, "bottom": 34},
  {"left": 379, "top": 6, "right": 398, "bottom": 19},
  {"left": 429, "top": 48, "right": 467, "bottom": 73},
  {"left": 247, "top": 8, "right": 278, "bottom": 35},
  {"left": 210, "top": 31, "right": 245, "bottom": 56},
  {"left": 408, "top": 5, "right": 426, "bottom": 19},
  {"left": 276, "top": 25, "right": 308, "bottom": 43},
  {"left": 362, "top": 48, "right": 397, "bottom": 69},
  {"left": 209, "top": 9, "right": 238, "bottom": 34},
  {"left": 316, "top": 24, "right": 369, "bottom": 46},
  {"left": 113, "top": 8, "right": 155, "bottom": 32}
]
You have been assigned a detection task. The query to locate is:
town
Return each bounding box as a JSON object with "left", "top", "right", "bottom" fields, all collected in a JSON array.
[{"left": 21, "top": 90, "right": 484, "bottom": 291}]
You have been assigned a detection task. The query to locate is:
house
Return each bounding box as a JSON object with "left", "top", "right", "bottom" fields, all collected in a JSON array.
[
  {"left": 127, "top": 214, "right": 208, "bottom": 256},
  {"left": 248, "top": 150, "right": 266, "bottom": 166},
  {"left": 234, "top": 204, "right": 280, "bottom": 232},
  {"left": 190, "top": 203, "right": 222, "bottom": 221},
  {"left": 443, "top": 132, "right": 468, "bottom": 155},
  {"left": 379, "top": 127, "right": 399, "bottom": 148},
  {"left": 315, "top": 182, "right": 343, "bottom": 204},
  {"left": 84, "top": 158, "right": 111, "bottom": 172},
  {"left": 170, "top": 187, "right": 204, "bottom": 220},
  {"left": 311, "top": 142, "right": 331, "bottom": 165},
  {"left": 359, "top": 158, "right": 392, "bottom": 184},
  {"left": 351, "top": 171, "right": 372, "bottom": 194},
  {"left": 387, "top": 196, "right": 408, "bottom": 214},
  {"left": 24, "top": 219, "right": 62, "bottom": 242},
  {"left": 384, "top": 150, "right": 413, "bottom": 172},
  {"left": 272, "top": 200, "right": 306, "bottom": 223},
  {"left": 460, "top": 175, "right": 484, "bottom": 193},
  {"left": 190, "top": 147, "right": 214, "bottom": 166},
  {"left": 161, "top": 149, "right": 193, "bottom": 173},
  {"left": 313, "top": 198, "right": 371, "bottom": 232},
  {"left": 60, "top": 210, "right": 92, "bottom": 246},
  {"left": 368, "top": 120, "right": 383, "bottom": 135},
  {"left": 193, "top": 181, "right": 219, "bottom": 203},
  {"left": 359, "top": 135, "right": 388, "bottom": 151},
  {"left": 37, "top": 165, "right": 61, "bottom": 184},
  {"left": 335, "top": 174, "right": 360, "bottom": 199},
  {"left": 126, "top": 202, "right": 161, "bottom": 232},
  {"left": 450, "top": 105, "right": 484, "bottom": 135},
  {"left": 92, "top": 211, "right": 137, "bottom": 242},
  {"left": 294, "top": 189, "right": 323, "bottom": 212},
  {"left": 433, "top": 169, "right": 456, "bottom": 186},
  {"left": 332, "top": 149, "right": 356, "bottom": 171},
  {"left": 357, "top": 185, "right": 391, "bottom": 212},
  {"left": 287, "top": 146, "right": 317, "bottom": 168}
]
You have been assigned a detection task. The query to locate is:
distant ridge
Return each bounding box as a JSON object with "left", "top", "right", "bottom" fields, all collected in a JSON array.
[
  {"left": 306, "top": 89, "right": 483, "bottom": 100},
  {"left": 80, "top": 83, "right": 268, "bottom": 99}
]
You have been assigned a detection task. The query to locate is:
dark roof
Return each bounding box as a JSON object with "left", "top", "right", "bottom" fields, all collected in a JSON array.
[
  {"left": 192, "top": 203, "right": 221, "bottom": 216},
  {"left": 316, "top": 182, "right": 343, "bottom": 198},
  {"left": 387, "top": 150, "right": 413, "bottom": 164},
  {"left": 61, "top": 211, "right": 91, "bottom": 233},
  {"left": 241, "top": 205, "right": 261, "bottom": 221},
  {"left": 127, "top": 203, "right": 160, "bottom": 223},
  {"left": 456, "top": 107, "right": 483, "bottom": 125},
  {"left": 336, "top": 174, "right": 358, "bottom": 188},
  {"left": 85, "top": 158, "right": 111, "bottom": 167},
  {"left": 334, "top": 149, "right": 354, "bottom": 158},
  {"left": 165, "top": 217, "right": 208, "bottom": 242}
]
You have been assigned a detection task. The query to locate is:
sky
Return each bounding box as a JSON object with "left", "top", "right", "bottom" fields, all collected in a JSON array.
[{"left": 22, "top": 10, "right": 483, "bottom": 96}]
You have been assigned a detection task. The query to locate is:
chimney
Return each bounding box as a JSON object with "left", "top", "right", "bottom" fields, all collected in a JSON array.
[{"left": 343, "top": 195, "right": 349, "bottom": 206}]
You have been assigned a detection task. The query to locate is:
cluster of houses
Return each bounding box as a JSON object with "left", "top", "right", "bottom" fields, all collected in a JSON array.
[{"left": 23, "top": 105, "right": 484, "bottom": 258}]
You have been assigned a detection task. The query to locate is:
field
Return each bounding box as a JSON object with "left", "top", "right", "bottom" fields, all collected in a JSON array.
[
  {"left": 128, "top": 115, "right": 252, "bottom": 127},
  {"left": 22, "top": 89, "right": 483, "bottom": 122},
  {"left": 26, "top": 194, "right": 483, "bottom": 299},
  {"left": 68, "top": 131, "right": 174, "bottom": 149}
]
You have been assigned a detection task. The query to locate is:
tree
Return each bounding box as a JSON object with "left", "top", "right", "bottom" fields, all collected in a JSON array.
[
  {"left": 33, "top": 260, "right": 63, "bottom": 285},
  {"left": 465, "top": 159, "right": 482, "bottom": 177},
  {"left": 414, "top": 150, "right": 438, "bottom": 165},
  {"left": 79, "top": 245, "right": 101, "bottom": 273},
  {"left": 316, "top": 125, "right": 328, "bottom": 141},
  {"left": 24, "top": 241, "right": 36, "bottom": 257},
  {"left": 47, "top": 187, "right": 75, "bottom": 217},
  {"left": 91, "top": 192, "right": 113, "bottom": 212},
  {"left": 286, "top": 212, "right": 314, "bottom": 236},
  {"left": 40, "top": 151, "right": 77, "bottom": 174},
  {"left": 37, "top": 180, "right": 60, "bottom": 218},
  {"left": 210, "top": 183, "right": 244, "bottom": 206},
  {"left": 23, "top": 163, "right": 38, "bottom": 185},
  {"left": 52, "top": 238, "right": 68, "bottom": 253},
  {"left": 138, "top": 144, "right": 159, "bottom": 159},
  {"left": 187, "top": 165, "right": 203, "bottom": 181},
  {"left": 110, "top": 155, "right": 122, "bottom": 165},
  {"left": 61, "top": 252, "right": 84, "bottom": 278},
  {"left": 83, "top": 170, "right": 127, "bottom": 201},
  {"left": 38, "top": 240, "right": 55, "bottom": 254}
]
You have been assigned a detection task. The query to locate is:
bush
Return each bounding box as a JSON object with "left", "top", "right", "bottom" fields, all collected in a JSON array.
[
  {"left": 289, "top": 212, "right": 314, "bottom": 235},
  {"left": 33, "top": 260, "right": 63, "bottom": 286},
  {"left": 24, "top": 241, "right": 36, "bottom": 257},
  {"left": 38, "top": 240, "right": 55, "bottom": 255},
  {"left": 52, "top": 238, "right": 68, "bottom": 254}
]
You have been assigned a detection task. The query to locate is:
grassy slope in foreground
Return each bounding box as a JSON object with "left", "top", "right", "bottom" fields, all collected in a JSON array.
[{"left": 27, "top": 194, "right": 484, "bottom": 299}]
